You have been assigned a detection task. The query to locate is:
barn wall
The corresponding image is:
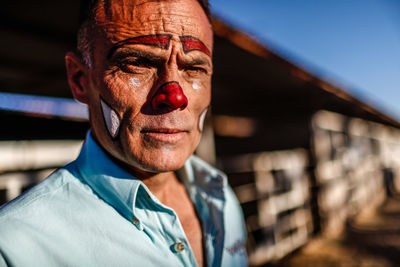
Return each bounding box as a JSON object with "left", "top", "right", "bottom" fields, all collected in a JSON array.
[
  {"left": 216, "top": 110, "right": 400, "bottom": 266},
  {"left": 311, "top": 110, "right": 400, "bottom": 237}
]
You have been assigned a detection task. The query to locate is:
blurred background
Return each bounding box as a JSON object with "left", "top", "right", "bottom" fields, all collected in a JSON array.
[{"left": 2, "top": 1, "right": 400, "bottom": 266}]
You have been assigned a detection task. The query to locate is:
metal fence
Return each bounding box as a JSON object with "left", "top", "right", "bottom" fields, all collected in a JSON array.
[
  {"left": 312, "top": 110, "right": 400, "bottom": 237},
  {"left": 219, "top": 149, "right": 312, "bottom": 265}
]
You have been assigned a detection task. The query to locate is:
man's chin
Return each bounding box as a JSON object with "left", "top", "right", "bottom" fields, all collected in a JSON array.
[
  {"left": 123, "top": 153, "right": 188, "bottom": 177},
  {"left": 140, "top": 158, "right": 186, "bottom": 173}
]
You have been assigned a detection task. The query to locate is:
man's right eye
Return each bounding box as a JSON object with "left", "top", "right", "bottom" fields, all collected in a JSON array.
[
  {"left": 118, "top": 59, "right": 149, "bottom": 73},
  {"left": 123, "top": 59, "right": 146, "bottom": 66}
]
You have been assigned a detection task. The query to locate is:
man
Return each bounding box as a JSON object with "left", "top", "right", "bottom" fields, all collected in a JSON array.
[{"left": 0, "top": 0, "right": 247, "bottom": 266}]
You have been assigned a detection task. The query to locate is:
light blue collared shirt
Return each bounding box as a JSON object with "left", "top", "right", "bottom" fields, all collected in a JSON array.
[{"left": 0, "top": 132, "right": 247, "bottom": 267}]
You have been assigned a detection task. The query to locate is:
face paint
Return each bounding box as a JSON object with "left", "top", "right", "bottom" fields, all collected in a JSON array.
[
  {"left": 180, "top": 35, "right": 211, "bottom": 57},
  {"left": 108, "top": 34, "right": 172, "bottom": 59},
  {"left": 198, "top": 108, "right": 208, "bottom": 132},
  {"left": 192, "top": 81, "right": 201, "bottom": 90},
  {"left": 100, "top": 98, "right": 121, "bottom": 139},
  {"left": 129, "top": 77, "right": 141, "bottom": 87}
]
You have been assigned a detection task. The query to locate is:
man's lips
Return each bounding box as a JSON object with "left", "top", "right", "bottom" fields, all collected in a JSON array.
[
  {"left": 141, "top": 128, "right": 187, "bottom": 134},
  {"left": 140, "top": 128, "right": 188, "bottom": 143}
]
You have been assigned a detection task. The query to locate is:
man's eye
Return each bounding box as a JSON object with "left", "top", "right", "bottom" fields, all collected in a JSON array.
[
  {"left": 185, "top": 66, "right": 207, "bottom": 75},
  {"left": 118, "top": 60, "right": 149, "bottom": 73},
  {"left": 125, "top": 61, "right": 140, "bottom": 66},
  {"left": 123, "top": 60, "right": 148, "bottom": 67}
]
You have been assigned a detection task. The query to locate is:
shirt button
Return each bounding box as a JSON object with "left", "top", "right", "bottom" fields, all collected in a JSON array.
[
  {"left": 174, "top": 242, "right": 185, "bottom": 253},
  {"left": 132, "top": 217, "right": 140, "bottom": 225}
]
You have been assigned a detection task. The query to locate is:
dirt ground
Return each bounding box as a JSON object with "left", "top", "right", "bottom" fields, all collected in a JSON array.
[{"left": 272, "top": 195, "right": 400, "bottom": 267}]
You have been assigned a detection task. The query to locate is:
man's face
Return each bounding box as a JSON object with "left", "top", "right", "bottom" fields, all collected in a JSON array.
[{"left": 75, "top": 0, "right": 213, "bottom": 174}]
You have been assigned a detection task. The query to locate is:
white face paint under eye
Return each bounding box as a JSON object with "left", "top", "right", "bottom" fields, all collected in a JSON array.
[
  {"left": 129, "top": 77, "right": 141, "bottom": 87},
  {"left": 192, "top": 81, "right": 201, "bottom": 90},
  {"left": 100, "top": 98, "right": 121, "bottom": 139},
  {"left": 198, "top": 108, "right": 208, "bottom": 132}
]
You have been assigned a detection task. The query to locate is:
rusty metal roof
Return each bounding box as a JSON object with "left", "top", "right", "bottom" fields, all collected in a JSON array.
[{"left": 211, "top": 17, "right": 400, "bottom": 127}]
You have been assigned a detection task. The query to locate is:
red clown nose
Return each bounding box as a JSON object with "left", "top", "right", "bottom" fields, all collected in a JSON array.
[{"left": 151, "top": 82, "right": 188, "bottom": 111}]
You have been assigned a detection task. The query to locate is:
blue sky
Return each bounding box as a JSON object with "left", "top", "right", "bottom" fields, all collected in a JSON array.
[{"left": 211, "top": 0, "right": 400, "bottom": 120}]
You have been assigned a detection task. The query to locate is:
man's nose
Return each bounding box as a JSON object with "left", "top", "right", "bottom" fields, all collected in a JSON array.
[{"left": 151, "top": 81, "right": 188, "bottom": 111}]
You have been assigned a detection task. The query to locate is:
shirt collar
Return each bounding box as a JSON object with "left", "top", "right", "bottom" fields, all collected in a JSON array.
[
  {"left": 178, "top": 155, "right": 227, "bottom": 201},
  {"left": 73, "top": 131, "right": 226, "bottom": 225},
  {"left": 73, "top": 131, "right": 143, "bottom": 226}
]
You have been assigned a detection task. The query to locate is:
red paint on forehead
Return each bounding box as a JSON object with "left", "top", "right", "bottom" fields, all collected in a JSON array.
[
  {"left": 108, "top": 34, "right": 172, "bottom": 57},
  {"left": 179, "top": 36, "right": 211, "bottom": 57},
  {"left": 115, "top": 34, "right": 172, "bottom": 49}
]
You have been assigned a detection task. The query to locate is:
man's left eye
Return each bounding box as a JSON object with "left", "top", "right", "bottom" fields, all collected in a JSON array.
[
  {"left": 117, "top": 59, "right": 151, "bottom": 73},
  {"left": 123, "top": 60, "right": 149, "bottom": 67},
  {"left": 125, "top": 61, "right": 141, "bottom": 66},
  {"left": 184, "top": 66, "right": 207, "bottom": 75}
]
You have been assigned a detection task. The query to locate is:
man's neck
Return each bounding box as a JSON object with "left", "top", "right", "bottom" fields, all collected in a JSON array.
[{"left": 140, "top": 171, "right": 180, "bottom": 202}]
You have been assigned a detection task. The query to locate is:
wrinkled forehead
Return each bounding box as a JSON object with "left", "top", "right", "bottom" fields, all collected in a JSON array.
[{"left": 92, "top": 0, "right": 212, "bottom": 46}]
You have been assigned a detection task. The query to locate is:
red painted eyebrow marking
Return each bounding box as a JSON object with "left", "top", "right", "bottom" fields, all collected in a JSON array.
[
  {"left": 108, "top": 34, "right": 172, "bottom": 58},
  {"left": 179, "top": 36, "right": 211, "bottom": 57}
]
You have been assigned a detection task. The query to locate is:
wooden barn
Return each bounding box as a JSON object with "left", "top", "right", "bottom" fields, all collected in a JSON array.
[{"left": 2, "top": 1, "right": 400, "bottom": 265}]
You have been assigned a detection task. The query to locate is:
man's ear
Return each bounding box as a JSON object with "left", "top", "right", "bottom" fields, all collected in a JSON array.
[{"left": 65, "top": 52, "right": 90, "bottom": 104}]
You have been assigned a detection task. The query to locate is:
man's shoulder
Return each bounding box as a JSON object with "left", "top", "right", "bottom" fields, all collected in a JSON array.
[{"left": 0, "top": 163, "right": 89, "bottom": 222}]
